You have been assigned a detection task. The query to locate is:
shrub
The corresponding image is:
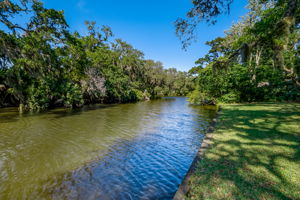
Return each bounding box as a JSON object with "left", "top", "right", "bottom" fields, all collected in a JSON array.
[
  {"left": 218, "top": 92, "right": 240, "bottom": 103},
  {"left": 187, "top": 90, "right": 216, "bottom": 105}
]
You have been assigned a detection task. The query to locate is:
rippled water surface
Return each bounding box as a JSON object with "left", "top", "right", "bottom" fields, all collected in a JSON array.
[{"left": 0, "top": 97, "right": 216, "bottom": 200}]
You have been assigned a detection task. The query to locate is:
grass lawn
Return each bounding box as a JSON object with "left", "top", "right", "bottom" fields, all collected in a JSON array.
[{"left": 187, "top": 103, "right": 300, "bottom": 200}]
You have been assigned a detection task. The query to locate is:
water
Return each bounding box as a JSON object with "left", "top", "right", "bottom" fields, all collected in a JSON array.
[{"left": 0, "top": 97, "right": 216, "bottom": 200}]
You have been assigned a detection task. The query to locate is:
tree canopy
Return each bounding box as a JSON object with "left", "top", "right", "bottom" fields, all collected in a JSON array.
[
  {"left": 185, "top": 0, "right": 300, "bottom": 104},
  {"left": 0, "top": 0, "right": 194, "bottom": 111},
  {"left": 175, "top": 0, "right": 299, "bottom": 48}
]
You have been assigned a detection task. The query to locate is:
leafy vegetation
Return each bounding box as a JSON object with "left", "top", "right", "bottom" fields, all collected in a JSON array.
[
  {"left": 179, "top": 0, "right": 300, "bottom": 104},
  {"left": 187, "top": 103, "right": 300, "bottom": 200},
  {"left": 0, "top": 0, "right": 194, "bottom": 111}
]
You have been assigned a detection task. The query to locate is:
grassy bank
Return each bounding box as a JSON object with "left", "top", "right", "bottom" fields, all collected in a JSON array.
[{"left": 187, "top": 103, "right": 300, "bottom": 200}]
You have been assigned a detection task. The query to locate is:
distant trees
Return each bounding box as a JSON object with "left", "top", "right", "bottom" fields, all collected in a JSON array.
[
  {"left": 183, "top": 0, "right": 300, "bottom": 104},
  {"left": 0, "top": 0, "right": 194, "bottom": 110}
]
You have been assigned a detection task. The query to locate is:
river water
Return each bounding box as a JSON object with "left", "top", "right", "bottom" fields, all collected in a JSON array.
[{"left": 0, "top": 97, "right": 216, "bottom": 200}]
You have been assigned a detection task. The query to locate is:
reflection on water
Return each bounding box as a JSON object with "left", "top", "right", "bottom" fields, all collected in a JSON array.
[{"left": 0, "top": 97, "right": 216, "bottom": 199}]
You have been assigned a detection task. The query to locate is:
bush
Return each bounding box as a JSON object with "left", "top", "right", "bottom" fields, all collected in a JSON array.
[
  {"left": 187, "top": 90, "right": 216, "bottom": 105},
  {"left": 218, "top": 92, "right": 240, "bottom": 103},
  {"left": 63, "top": 83, "right": 84, "bottom": 108},
  {"left": 27, "top": 81, "right": 51, "bottom": 110}
]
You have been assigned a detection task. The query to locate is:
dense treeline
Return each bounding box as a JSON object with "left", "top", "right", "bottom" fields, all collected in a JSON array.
[
  {"left": 181, "top": 0, "right": 299, "bottom": 104},
  {"left": 0, "top": 0, "right": 194, "bottom": 110}
]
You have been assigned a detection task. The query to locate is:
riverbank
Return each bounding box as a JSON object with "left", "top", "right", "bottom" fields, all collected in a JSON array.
[
  {"left": 0, "top": 97, "right": 216, "bottom": 199},
  {"left": 183, "top": 103, "right": 300, "bottom": 200}
]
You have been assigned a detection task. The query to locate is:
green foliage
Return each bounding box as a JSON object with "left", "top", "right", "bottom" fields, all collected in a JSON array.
[
  {"left": 62, "top": 83, "right": 84, "bottom": 108},
  {"left": 188, "top": 0, "right": 300, "bottom": 105},
  {"left": 187, "top": 89, "right": 215, "bottom": 105},
  {"left": 218, "top": 92, "right": 240, "bottom": 103},
  {"left": 0, "top": 1, "right": 194, "bottom": 110},
  {"left": 27, "top": 81, "right": 51, "bottom": 110}
]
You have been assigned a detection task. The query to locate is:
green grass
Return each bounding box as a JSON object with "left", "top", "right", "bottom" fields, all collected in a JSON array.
[{"left": 187, "top": 103, "right": 300, "bottom": 200}]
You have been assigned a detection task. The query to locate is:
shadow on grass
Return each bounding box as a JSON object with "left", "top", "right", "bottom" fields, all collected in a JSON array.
[{"left": 188, "top": 103, "right": 300, "bottom": 200}]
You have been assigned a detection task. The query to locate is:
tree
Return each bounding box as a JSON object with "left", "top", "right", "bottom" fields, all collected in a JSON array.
[
  {"left": 175, "top": 0, "right": 299, "bottom": 49},
  {"left": 187, "top": 0, "right": 300, "bottom": 104},
  {"left": 0, "top": 1, "right": 194, "bottom": 110}
]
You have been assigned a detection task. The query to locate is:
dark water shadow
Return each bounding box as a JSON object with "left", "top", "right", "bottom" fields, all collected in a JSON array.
[
  {"left": 49, "top": 104, "right": 117, "bottom": 119},
  {"left": 0, "top": 104, "right": 118, "bottom": 123},
  {"left": 0, "top": 97, "right": 177, "bottom": 123}
]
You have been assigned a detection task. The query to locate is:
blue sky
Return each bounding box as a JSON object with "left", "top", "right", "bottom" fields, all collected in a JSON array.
[{"left": 42, "top": 0, "right": 248, "bottom": 71}]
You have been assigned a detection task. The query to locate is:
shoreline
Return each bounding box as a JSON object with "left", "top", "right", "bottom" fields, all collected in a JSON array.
[
  {"left": 174, "top": 103, "right": 300, "bottom": 199},
  {"left": 0, "top": 96, "right": 187, "bottom": 113},
  {"left": 173, "top": 106, "right": 221, "bottom": 200}
]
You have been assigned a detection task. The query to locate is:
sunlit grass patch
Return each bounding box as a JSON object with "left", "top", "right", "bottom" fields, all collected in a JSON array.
[{"left": 187, "top": 103, "right": 300, "bottom": 200}]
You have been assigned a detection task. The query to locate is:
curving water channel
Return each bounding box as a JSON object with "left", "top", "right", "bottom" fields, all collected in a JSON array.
[{"left": 0, "top": 97, "right": 216, "bottom": 200}]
